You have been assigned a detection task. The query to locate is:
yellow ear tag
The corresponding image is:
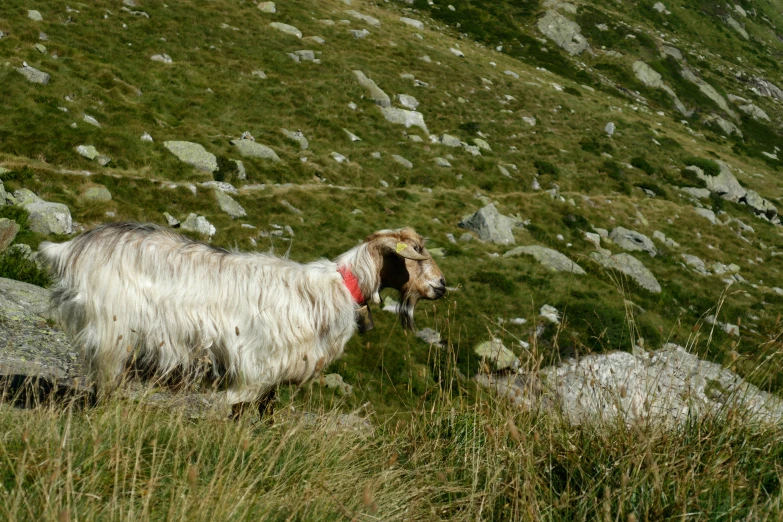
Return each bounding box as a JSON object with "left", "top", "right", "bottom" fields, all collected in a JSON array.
[{"left": 395, "top": 242, "right": 408, "bottom": 253}]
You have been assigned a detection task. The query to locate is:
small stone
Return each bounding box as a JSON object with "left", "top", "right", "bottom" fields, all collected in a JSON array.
[
  {"left": 434, "top": 157, "right": 452, "bottom": 168},
  {"left": 214, "top": 189, "right": 246, "bottom": 218},
  {"left": 163, "top": 212, "right": 180, "bottom": 227},
  {"left": 16, "top": 66, "right": 50, "bottom": 85},
  {"left": 75, "top": 145, "right": 99, "bottom": 160},
  {"left": 80, "top": 186, "right": 112, "bottom": 203},
  {"left": 140, "top": 132, "right": 154, "bottom": 142},
  {"left": 343, "top": 129, "right": 361, "bottom": 142},
  {"left": 83, "top": 115, "right": 101, "bottom": 128},
  {"left": 181, "top": 214, "right": 216, "bottom": 236},
  {"left": 522, "top": 116, "right": 537, "bottom": 127},
  {"left": 28, "top": 10, "right": 43, "bottom": 21},
  {"left": 164, "top": 141, "right": 218, "bottom": 172},
  {"left": 475, "top": 339, "right": 518, "bottom": 371},
  {"left": 320, "top": 373, "right": 353, "bottom": 395},
  {"left": 416, "top": 328, "right": 442, "bottom": 345},
  {"left": 252, "top": 70, "right": 267, "bottom": 79},
  {"left": 34, "top": 44, "right": 47, "bottom": 54},
  {"left": 605, "top": 122, "right": 615, "bottom": 136},
  {"left": 351, "top": 29, "right": 370, "bottom": 38},
  {"left": 449, "top": 48, "right": 465, "bottom": 58},
  {"left": 257, "top": 2, "right": 276, "bottom": 13},
  {"left": 379, "top": 107, "right": 429, "bottom": 134},
  {"left": 392, "top": 155, "right": 412, "bottom": 169},
  {"left": 331, "top": 152, "right": 347, "bottom": 163},
  {"left": 539, "top": 304, "right": 561, "bottom": 324},
  {"left": 396, "top": 94, "right": 419, "bottom": 109},
  {"left": 269, "top": 22, "right": 302, "bottom": 38},
  {"left": 150, "top": 54, "right": 173, "bottom": 63},
  {"left": 400, "top": 17, "right": 424, "bottom": 30},
  {"left": 345, "top": 10, "right": 380, "bottom": 27}
]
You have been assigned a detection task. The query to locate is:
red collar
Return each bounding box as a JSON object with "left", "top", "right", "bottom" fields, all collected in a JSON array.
[{"left": 338, "top": 265, "right": 365, "bottom": 304}]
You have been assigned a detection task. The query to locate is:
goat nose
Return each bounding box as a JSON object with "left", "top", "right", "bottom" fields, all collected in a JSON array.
[{"left": 438, "top": 277, "right": 446, "bottom": 287}]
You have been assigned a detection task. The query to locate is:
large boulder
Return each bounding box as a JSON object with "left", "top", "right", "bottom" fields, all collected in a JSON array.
[
  {"left": 590, "top": 251, "right": 661, "bottom": 293},
  {"left": 0, "top": 277, "right": 89, "bottom": 399},
  {"left": 537, "top": 10, "right": 589, "bottom": 55},
  {"left": 459, "top": 204, "right": 520, "bottom": 245},
  {"left": 476, "top": 344, "right": 783, "bottom": 426},
  {"left": 163, "top": 141, "right": 218, "bottom": 172},
  {"left": 12, "top": 190, "right": 73, "bottom": 235},
  {"left": 689, "top": 161, "right": 746, "bottom": 202},
  {"left": 504, "top": 245, "right": 585, "bottom": 274},
  {"left": 609, "top": 227, "right": 658, "bottom": 256}
]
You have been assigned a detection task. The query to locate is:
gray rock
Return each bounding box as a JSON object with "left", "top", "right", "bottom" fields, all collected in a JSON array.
[
  {"left": 150, "top": 54, "right": 173, "bottom": 63},
  {"left": 141, "top": 132, "right": 154, "bottom": 142},
  {"left": 293, "top": 49, "right": 316, "bottom": 62},
  {"left": 281, "top": 128, "right": 309, "bottom": 150},
  {"left": 392, "top": 155, "right": 412, "bottom": 169},
  {"left": 590, "top": 252, "right": 661, "bottom": 293},
  {"left": 653, "top": 2, "right": 667, "bottom": 13},
  {"left": 750, "top": 77, "right": 783, "bottom": 101},
  {"left": 200, "top": 181, "right": 237, "bottom": 194},
  {"left": 330, "top": 152, "right": 347, "bottom": 163},
  {"left": 80, "top": 186, "right": 112, "bottom": 203},
  {"left": 214, "top": 190, "right": 246, "bottom": 218},
  {"left": 633, "top": 61, "right": 663, "bottom": 88},
  {"left": 738, "top": 103, "right": 770, "bottom": 121},
  {"left": 0, "top": 278, "right": 89, "bottom": 397},
  {"left": 504, "top": 70, "right": 520, "bottom": 79},
  {"left": 269, "top": 22, "right": 302, "bottom": 38},
  {"left": 350, "top": 29, "right": 370, "bottom": 39},
  {"left": 609, "top": 227, "right": 657, "bottom": 256},
  {"left": 726, "top": 16, "right": 748, "bottom": 39},
  {"left": 233, "top": 160, "right": 246, "bottom": 180},
  {"left": 459, "top": 203, "right": 520, "bottom": 245},
  {"left": 353, "top": 70, "right": 390, "bottom": 107},
  {"left": 343, "top": 129, "right": 361, "bottom": 142},
  {"left": 400, "top": 17, "right": 424, "bottom": 30},
  {"left": 0, "top": 180, "right": 6, "bottom": 206},
  {"left": 16, "top": 66, "right": 50, "bottom": 85},
  {"left": 164, "top": 141, "right": 217, "bottom": 172},
  {"left": 10, "top": 189, "right": 42, "bottom": 207},
  {"left": 440, "top": 134, "right": 462, "bottom": 147},
  {"left": 504, "top": 245, "right": 585, "bottom": 274},
  {"left": 459, "top": 233, "right": 474, "bottom": 242},
  {"left": 396, "top": 94, "right": 419, "bottom": 109},
  {"left": 163, "top": 212, "right": 180, "bottom": 228},
  {"left": 75, "top": 145, "right": 99, "bottom": 160},
  {"left": 83, "top": 115, "right": 101, "bottom": 128},
  {"left": 24, "top": 202, "right": 73, "bottom": 235},
  {"left": 741, "top": 190, "right": 778, "bottom": 221},
  {"left": 379, "top": 107, "right": 429, "bottom": 134},
  {"left": 693, "top": 207, "right": 718, "bottom": 225},
  {"left": 604, "top": 122, "right": 615, "bottom": 136},
  {"left": 539, "top": 304, "right": 561, "bottom": 324},
  {"left": 28, "top": 10, "right": 43, "bottom": 21},
  {"left": 230, "top": 139, "right": 281, "bottom": 162},
  {"left": 477, "top": 344, "right": 783, "bottom": 426},
  {"left": 257, "top": 2, "right": 276, "bottom": 13},
  {"left": 692, "top": 161, "right": 746, "bottom": 202},
  {"left": 345, "top": 10, "right": 380, "bottom": 27},
  {"left": 680, "top": 67, "right": 735, "bottom": 118},
  {"left": 473, "top": 138, "right": 491, "bottom": 151},
  {"left": 181, "top": 214, "right": 216, "bottom": 236},
  {"left": 680, "top": 187, "right": 711, "bottom": 199},
  {"left": 449, "top": 48, "right": 465, "bottom": 58},
  {"left": 475, "top": 339, "right": 518, "bottom": 372},
  {"left": 434, "top": 157, "right": 452, "bottom": 168},
  {"left": 707, "top": 116, "right": 742, "bottom": 137},
  {"left": 681, "top": 253, "right": 709, "bottom": 275},
  {"left": 304, "top": 36, "right": 325, "bottom": 45},
  {"left": 661, "top": 45, "right": 682, "bottom": 60},
  {"left": 318, "top": 373, "right": 353, "bottom": 396},
  {"left": 537, "top": 10, "right": 588, "bottom": 55},
  {"left": 0, "top": 219, "right": 20, "bottom": 251}
]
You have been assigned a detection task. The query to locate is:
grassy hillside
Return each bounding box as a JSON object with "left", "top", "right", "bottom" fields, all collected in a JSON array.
[{"left": 2, "top": 0, "right": 783, "bottom": 517}]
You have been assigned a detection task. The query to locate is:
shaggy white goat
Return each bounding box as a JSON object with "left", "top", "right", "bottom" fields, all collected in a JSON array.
[{"left": 39, "top": 223, "right": 445, "bottom": 415}]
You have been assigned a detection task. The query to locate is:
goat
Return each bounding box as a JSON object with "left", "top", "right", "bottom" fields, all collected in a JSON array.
[{"left": 39, "top": 223, "right": 446, "bottom": 416}]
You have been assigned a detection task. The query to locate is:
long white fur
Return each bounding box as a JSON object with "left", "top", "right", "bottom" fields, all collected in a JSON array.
[{"left": 39, "top": 223, "right": 393, "bottom": 405}]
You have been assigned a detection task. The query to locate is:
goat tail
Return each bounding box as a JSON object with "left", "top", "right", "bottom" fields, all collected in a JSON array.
[{"left": 38, "top": 240, "right": 72, "bottom": 277}]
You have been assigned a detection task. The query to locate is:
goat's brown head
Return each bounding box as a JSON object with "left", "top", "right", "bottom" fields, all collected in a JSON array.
[{"left": 365, "top": 227, "right": 446, "bottom": 329}]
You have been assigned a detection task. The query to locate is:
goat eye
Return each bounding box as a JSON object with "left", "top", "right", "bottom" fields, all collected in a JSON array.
[{"left": 414, "top": 245, "right": 422, "bottom": 253}]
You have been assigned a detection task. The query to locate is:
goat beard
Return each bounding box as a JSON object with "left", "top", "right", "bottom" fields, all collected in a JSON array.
[{"left": 397, "top": 290, "right": 421, "bottom": 330}]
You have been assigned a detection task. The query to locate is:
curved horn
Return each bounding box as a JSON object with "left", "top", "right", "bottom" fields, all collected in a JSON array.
[{"left": 376, "top": 237, "right": 427, "bottom": 260}]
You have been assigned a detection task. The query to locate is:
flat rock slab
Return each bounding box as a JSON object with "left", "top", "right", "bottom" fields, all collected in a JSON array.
[
  {"left": 231, "top": 140, "right": 281, "bottom": 162},
  {"left": 0, "top": 278, "right": 89, "bottom": 398},
  {"left": 476, "top": 345, "right": 783, "bottom": 426},
  {"left": 269, "top": 22, "right": 302, "bottom": 38},
  {"left": 163, "top": 141, "right": 217, "bottom": 172},
  {"left": 504, "top": 245, "right": 585, "bottom": 274},
  {"left": 214, "top": 189, "right": 246, "bottom": 218},
  {"left": 590, "top": 251, "right": 661, "bottom": 293}
]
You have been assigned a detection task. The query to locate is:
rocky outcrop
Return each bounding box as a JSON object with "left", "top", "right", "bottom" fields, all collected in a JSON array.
[
  {"left": 0, "top": 277, "right": 89, "bottom": 400},
  {"left": 459, "top": 204, "right": 521, "bottom": 245},
  {"left": 590, "top": 251, "right": 661, "bottom": 293},
  {"left": 504, "top": 245, "right": 585, "bottom": 274},
  {"left": 476, "top": 344, "right": 783, "bottom": 426},
  {"left": 537, "top": 10, "right": 588, "bottom": 55},
  {"left": 688, "top": 162, "right": 779, "bottom": 223}
]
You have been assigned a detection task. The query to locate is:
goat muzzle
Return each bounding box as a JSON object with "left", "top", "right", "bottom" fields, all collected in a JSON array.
[{"left": 356, "top": 303, "right": 375, "bottom": 333}]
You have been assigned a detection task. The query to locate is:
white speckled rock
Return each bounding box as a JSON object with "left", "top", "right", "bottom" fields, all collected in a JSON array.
[{"left": 164, "top": 141, "right": 218, "bottom": 172}]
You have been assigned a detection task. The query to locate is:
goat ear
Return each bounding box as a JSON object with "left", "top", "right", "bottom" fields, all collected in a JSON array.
[{"left": 375, "top": 236, "right": 427, "bottom": 260}]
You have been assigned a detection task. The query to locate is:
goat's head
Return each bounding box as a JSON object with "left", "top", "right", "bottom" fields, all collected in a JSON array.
[{"left": 364, "top": 227, "right": 446, "bottom": 329}]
